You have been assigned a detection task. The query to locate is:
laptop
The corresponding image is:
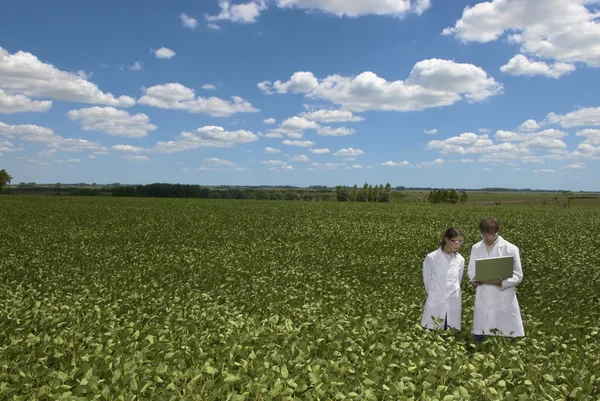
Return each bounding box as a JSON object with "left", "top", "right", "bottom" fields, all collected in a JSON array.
[{"left": 474, "top": 255, "right": 514, "bottom": 281}]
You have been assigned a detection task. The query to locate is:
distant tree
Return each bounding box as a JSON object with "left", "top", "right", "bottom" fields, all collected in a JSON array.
[
  {"left": 379, "top": 183, "right": 392, "bottom": 202},
  {"left": 357, "top": 183, "right": 369, "bottom": 202},
  {"left": 0, "top": 169, "right": 13, "bottom": 192},
  {"left": 368, "top": 184, "right": 374, "bottom": 202},
  {"left": 459, "top": 191, "right": 468, "bottom": 203},
  {"left": 336, "top": 186, "right": 350, "bottom": 202},
  {"left": 350, "top": 185, "right": 358, "bottom": 202}
]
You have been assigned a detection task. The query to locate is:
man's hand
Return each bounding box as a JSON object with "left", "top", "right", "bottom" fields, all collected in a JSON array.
[
  {"left": 485, "top": 279, "right": 502, "bottom": 287},
  {"left": 473, "top": 281, "right": 483, "bottom": 286}
]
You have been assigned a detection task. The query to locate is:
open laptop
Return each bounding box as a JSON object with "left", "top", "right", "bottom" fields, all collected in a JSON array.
[{"left": 474, "top": 255, "right": 514, "bottom": 281}]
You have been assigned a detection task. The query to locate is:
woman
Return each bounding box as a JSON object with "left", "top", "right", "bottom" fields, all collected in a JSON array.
[
  {"left": 468, "top": 217, "right": 524, "bottom": 342},
  {"left": 420, "top": 227, "right": 465, "bottom": 331}
]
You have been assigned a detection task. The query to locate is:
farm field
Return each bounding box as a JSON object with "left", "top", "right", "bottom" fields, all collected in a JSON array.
[{"left": 1, "top": 196, "right": 599, "bottom": 400}]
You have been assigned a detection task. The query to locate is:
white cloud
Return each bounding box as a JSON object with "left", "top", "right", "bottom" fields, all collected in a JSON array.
[
  {"left": 0, "top": 47, "right": 135, "bottom": 107},
  {"left": 283, "top": 139, "right": 314, "bottom": 147},
  {"left": 0, "top": 121, "right": 60, "bottom": 143},
  {"left": 483, "top": 168, "right": 492, "bottom": 172},
  {"left": 203, "top": 157, "right": 237, "bottom": 167},
  {"left": 334, "top": 147, "right": 364, "bottom": 157},
  {"left": 153, "top": 126, "right": 259, "bottom": 153},
  {"left": 290, "top": 154, "right": 310, "bottom": 162},
  {"left": 259, "top": 59, "right": 502, "bottom": 112},
  {"left": 275, "top": 0, "right": 431, "bottom": 17},
  {"left": 317, "top": 126, "right": 355, "bottom": 136},
  {"left": 258, "top": 71, "right": 319, "bottom": 95},
  {"left": 351, "top": 164, "right": 363, "bottom": 169},
  {"left": 88, "top": 154, "right": 96, "bottom": 159},
  {"left": 343, "top": 157, "right": 356, "bottom": 162},
  {"left": 265, "top": 146, "right": 280, "bottom": 153},
  {"left": 205, "top": 0, "right": 267, "bottom": 26},
  {"left": 207, "top": 23, "right": 221, "bottom": 30},
  {"left": 121, "top": 155, "right": 150, "bottom": 162},
  {"left": 495, "top": 129, "right": 568, "bottom": 150},
  {"left": 261, "top": 159, "right": 287, "bottom": 166},
  {"left": 138, "top": 83, "right": 259, "bottom": 116},
  {"left": 576, "top": 129, "right": 600, "bottom": 145},
  {"left": 202, "top": 84, "right": 217, "bottom": 91},
  {"left": 263, "top": 118, "right": 276, "bottom": 124},
  {"left": 546, "top": 107, "right": 600, "bottom": 128},
  {"left": 51, "top": 138, "right": 107, "bottom": 153},
  {"left": 280, "top": 116, "right": 320, "bottom": 132},
  {"left": 423, "top": 128, "right": 438, "bottom": 135},
  {"left": 129, "top": 61, "right": 144, "bottom": 71},
  {"left": 299, "top": 109, "right": 364, "bottom": 123},
  {"left": 153, "top": 47, "right": 176, "bottom": 59},
  {"left": 381, "top": 160, "right": 410, "bottom": 167},
  {"left": 500, "top": 55, "right": 575, "bottom": 79},
  {"left": 310, "top": 148, "right": 330, "bottom": 154},
  {"left": 112, "top": 145, "right": 143, "bottom": 153},
  {"left": 181, "top": 13, "right": 198, "bottom": 28},
  {"left": 452, "top": 158, "right": 475, "bottom": 163},
  {"left": 426, "top": 132, "right": 495, "bottom": 154},
  {"left": 55, "top": 158, "right": 81, "bottom": 163},
  {"left": 518, "top": 119, "right": 541, "bottom": 132},
  {"left": 479, "top": 128, "right": 490, "bottom": 133},
  {"left": 534, "top": 169, "right": 555, "bottom": 173},
  {"left": 561, "top": 162, "right": 585, "bottom": 169},
  {"left": 67, "top": 107, "right": 157, "bottom": 138},
  {"left": 443, "top": 0, "right": 600, "bottom": 70},
  {"left": 416, "top": 158, "right": 444, "bottom": 168},
  {"left": 0, "top": 89, "right": 52, "bottom": 113}
]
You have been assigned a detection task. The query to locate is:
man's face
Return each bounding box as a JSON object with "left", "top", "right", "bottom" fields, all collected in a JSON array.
[{"left": 480, "top": 231, "right": 498, "bottom": 246}]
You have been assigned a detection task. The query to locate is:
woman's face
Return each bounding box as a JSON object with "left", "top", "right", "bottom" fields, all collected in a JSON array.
[{"left": 445, "top": 236, "right": 464, "bottom": 252}]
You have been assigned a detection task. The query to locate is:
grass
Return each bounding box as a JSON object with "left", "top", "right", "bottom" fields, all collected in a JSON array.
[{"left": 1, "top": 196, "right": 599, "bottom": 400}]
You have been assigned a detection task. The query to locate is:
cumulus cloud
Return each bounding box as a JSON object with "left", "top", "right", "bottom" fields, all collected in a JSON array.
[
  {"left": 381, "top": 160, "right": 410, "bottom": 167},
  {"left": 546, "top": 107, "right": 600, "bottom": 128},
  {"left": 500, "top": 55, "right": 575, "bottom": 79},
  {"left": 180, "top": 13, "right": 198, "bottom": 28},
  {"left": 258, "top": 59, "right": 502, "bottom": 112},
  {"left": 283, "top": 139, "right": 315, "bottom": 147},
  {"left": 333, "top": 147, "right": 364, "bottom": 157},
  {"left": 0, "top": 46, "right": 135, "bottom": 107},
  {"left": 205, "top": 0, "right": 267, "bottom": 28},
  {"left": 153, "top": 126, "right": 259, "bottom": 153},
  {"left": 299, "top": 109, "right": 364, "bottom": 123},
  {"left": 153, "top": 47, "right": 176, "bottom": 59},
  {"left": 263, "top": 118, "right": 276, "bottom": 124},
  {"left": 276, "top": 0, "right": 431, "bottom": 17},
  {"left": 203, "top": 157, "right": 237, "bottom": 167},
  {"left": 67, "top": 107, "right": 157, "bottom": 138},
  {"left": 423, "top": 128, "right": 438, "bottom": 135},
  {"left": 310, "top": 148, "right": 330, "bottom": 154},
  {"left": 265, "top": 146, "right": 280, "bottom": 153},
  {"left": 121, "top": 155, "right": 150, "bottom": 162},
  {"left": 290, "top": 154, "right": 310, "bottom": 162},
  {"left": 0, "top": 89, "right": 52, "bottom": 113},
  {"left": 443, "top": 0, "right": 600, "bottom": 75},
  {"left": 138, "top": 83, "right": 259, "bottom": 116},
  {"left": 112, "top": 145, "right": 143, "bottom": 153}
]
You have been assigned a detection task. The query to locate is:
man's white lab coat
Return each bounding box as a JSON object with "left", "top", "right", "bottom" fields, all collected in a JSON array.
[
  {"left": 420, "top": 248, "right": 465, "bottom": 330},
  {"left": 468, "top": 236, "right": 525, "bottom": 337}
]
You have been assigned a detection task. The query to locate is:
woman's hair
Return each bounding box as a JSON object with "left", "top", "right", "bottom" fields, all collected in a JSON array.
[
  {"left": 440, "top": 227, "right": 462, "bottom": 249},
  {"left": 479, "top": 217, "right": 500, "bottom": 234}
]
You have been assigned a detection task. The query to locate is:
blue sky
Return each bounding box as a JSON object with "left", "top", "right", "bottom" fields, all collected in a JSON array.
[{"left": 1, "top": 0, "right": 600, "bottom": 190}]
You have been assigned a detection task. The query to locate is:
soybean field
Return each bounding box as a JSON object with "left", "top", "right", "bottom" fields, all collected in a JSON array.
[{"left": 1, "top": 196, "right": 599, "bottom": 400}]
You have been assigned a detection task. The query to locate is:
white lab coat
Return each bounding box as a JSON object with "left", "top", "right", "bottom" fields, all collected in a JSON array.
[
  {"left": 420, "top": 247, "right": 465, "bottom": 330},
  {"left": 468, "top": 236, "right": 525, "bottom": 337}
]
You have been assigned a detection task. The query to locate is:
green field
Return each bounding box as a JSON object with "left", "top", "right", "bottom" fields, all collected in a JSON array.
[{"left": 1, "top": 196, "right": 599, "bottom": 400}]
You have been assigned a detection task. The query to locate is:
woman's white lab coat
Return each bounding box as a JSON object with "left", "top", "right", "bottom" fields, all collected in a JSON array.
[
  {"left": 468, "top": 236, "right": 525, "bottom": 337},
  {"left": 420, "top": 248, "right": 465, "bottom": 330}
]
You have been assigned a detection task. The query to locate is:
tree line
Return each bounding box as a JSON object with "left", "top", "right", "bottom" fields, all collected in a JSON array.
[{"left": 427, "top": 189, "right": 468, "bottom": 204}]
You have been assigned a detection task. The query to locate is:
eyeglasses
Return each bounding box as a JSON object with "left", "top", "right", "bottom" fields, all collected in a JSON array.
[
  {"left": 449, "top": 239, "right": 464, "bottom": 244},
  {"left": 480, "top": 232, "right": 498, "bottom": 239}
]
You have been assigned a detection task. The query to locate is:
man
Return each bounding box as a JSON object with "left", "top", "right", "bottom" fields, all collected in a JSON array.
[{"left": 468, "top": 217, "right": 525, "bottom": 343}]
